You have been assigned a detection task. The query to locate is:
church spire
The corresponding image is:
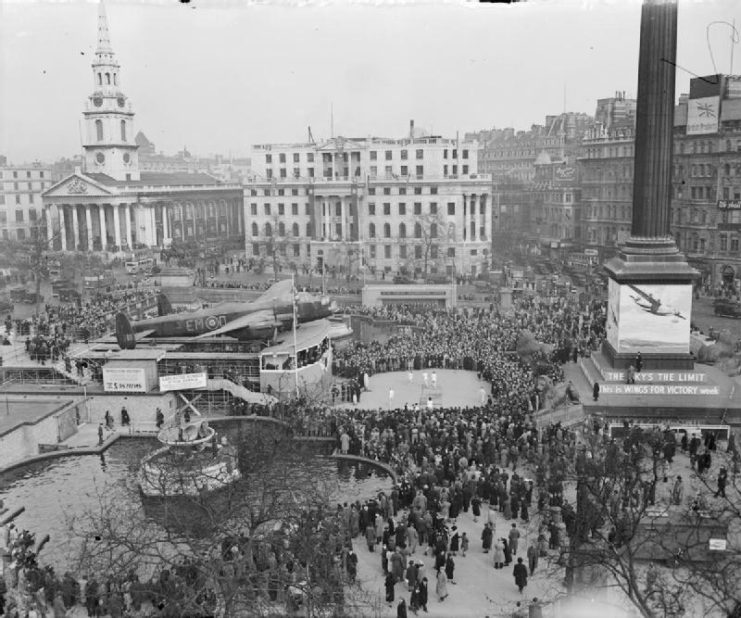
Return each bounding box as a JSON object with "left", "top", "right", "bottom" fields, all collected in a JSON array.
[
  {"left": 96, "top": 0, "right": 113, "bottom": 55},
  {"left": 83, "top": 0, "right": 139, "bottom": 181}
]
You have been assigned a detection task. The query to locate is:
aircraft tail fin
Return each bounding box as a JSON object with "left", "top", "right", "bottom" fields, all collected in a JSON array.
[
  {"left": 115, "top": 312, "right": 137, "bottom": 350},
  {"left": 158, "top": 293, "right": 173, "bottom": 317}
]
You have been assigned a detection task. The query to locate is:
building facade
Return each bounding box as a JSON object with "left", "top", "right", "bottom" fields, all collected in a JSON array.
[
  {"left": 580, "top": 126, "right": 636, "bottom": 256},
  {"left": 245, "top": 134, "right": 493, "bottom": 278},
  {"left": 41, "top": 2, "right": 243, "bottom": 255},
  {"left": 0, "top": 163, "right": 53, "bottom": 241}
]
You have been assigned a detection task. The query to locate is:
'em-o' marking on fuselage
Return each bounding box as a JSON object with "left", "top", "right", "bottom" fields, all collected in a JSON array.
[{"left": 184, "top": 315, "right": 228, "bottom": 333}]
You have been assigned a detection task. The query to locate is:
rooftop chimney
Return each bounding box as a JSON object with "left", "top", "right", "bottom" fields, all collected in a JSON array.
[{"left": 410, "top": 119, "right": 415, "bottom": 139}]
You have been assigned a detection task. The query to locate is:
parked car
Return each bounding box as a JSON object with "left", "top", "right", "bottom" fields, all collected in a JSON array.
[
  {"left": 393, "top": 275, "right": 415, "bottom": 285},
  {"left": 713, "top": 298, "right": 741, "bottom": 318}
]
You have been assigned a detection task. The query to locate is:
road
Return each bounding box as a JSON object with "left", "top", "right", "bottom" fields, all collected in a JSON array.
[{"left": 691, "top": 295, "right": 741, "bottom": 340}]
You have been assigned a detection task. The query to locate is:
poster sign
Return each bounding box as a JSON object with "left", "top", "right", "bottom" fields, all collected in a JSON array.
[
  {"left": 103, "top": 367, "right": 147, "bottom": 393},
  {"left": 159, "top": 372, "right": 208, "bottom": 392},
  {"left": 718, "top": 200, "right": 741, "bottom": 211},
  {"left": 709, "top": 539, "right": 727, "bottom": 551},
  {"left": 687, "top": 96, "right": 720, "bottom": 135},
  {"left": 615, "top": 283, "right": 692, "bottom": 354}
]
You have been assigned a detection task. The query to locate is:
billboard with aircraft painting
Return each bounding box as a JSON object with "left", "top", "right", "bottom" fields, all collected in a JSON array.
[{"left": 614, "top": 282, "right": 692, "bottom": 354}]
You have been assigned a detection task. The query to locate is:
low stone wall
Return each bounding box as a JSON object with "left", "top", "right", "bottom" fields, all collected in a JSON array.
[{"left": 85, "top": 391, "right": 178, "bottom": 429}]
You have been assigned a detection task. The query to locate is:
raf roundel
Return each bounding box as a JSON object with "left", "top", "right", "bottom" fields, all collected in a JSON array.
[{"left": 205, "top": 315, "right": 219, "bottom": 330}]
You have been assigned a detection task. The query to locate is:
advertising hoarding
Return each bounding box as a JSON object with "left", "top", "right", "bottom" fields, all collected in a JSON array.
[
  {"left": 103, "top": 367, "right": 148, "bottom": 393},
  {"left": 159, "top": 372, "right": 208, "bottom": 392},
  {"left": 616, "top": 283, "right": 692, "bottom": 354},
  {"left": 687, "top": 96, "right": 720, "bottom": 135}
]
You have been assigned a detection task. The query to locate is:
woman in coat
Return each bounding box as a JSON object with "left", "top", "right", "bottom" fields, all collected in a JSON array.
[
  {"left": 493, "top": 539, "right": 505, "bottom": 569},
  {"left": 481, "top": 523, "right": 493, "bottom": 553},
  {"left": 418, "top": 577, "right": 429, "bottom": 612},
  {"left": 397, "top": 598, "right": 408, "bottom": 618},
  {"left": 503, "top": 538, "right": 512, "bottom": 565},
  {"left": 513, "top": 557, "right": 528, "bottom": 593},
  {"left": 435, "top": 567, "right": 448, "bottom": 601},
  {"left": 444, "top": 554, "right": 455, "bottom": 584},
  {"left": 385, "top": 572, "right": 396, "bottom": 603}
]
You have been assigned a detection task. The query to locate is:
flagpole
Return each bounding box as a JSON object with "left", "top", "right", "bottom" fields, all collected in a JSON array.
[{"left": 291, "top": 274, "right": 300, "bottom": 397}]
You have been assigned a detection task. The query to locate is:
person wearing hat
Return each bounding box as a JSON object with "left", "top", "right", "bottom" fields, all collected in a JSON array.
[
  {"left": 481, "top": 522, "right": 493, "bottom": 553},
  {"left": 449, "top": 527, "right": 460, "bottom": 556},
  {"left": 716, "top": 466, "right": 728, "bottom": 498}
]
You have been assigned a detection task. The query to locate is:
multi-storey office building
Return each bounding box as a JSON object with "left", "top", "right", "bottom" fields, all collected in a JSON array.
[
  {"left": 246, "top": 134, "right": 493, "bottom": 279},
  {"left": 579, "top": 126, "right": 636, "bottom": 256},
  {"left": 0, "top": 163, "right": 54, "bottom": 241}
]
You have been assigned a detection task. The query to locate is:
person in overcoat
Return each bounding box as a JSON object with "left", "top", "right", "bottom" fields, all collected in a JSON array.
[
  {"left": 435, "top": 567, "right": 448, "bottom": 601},
  {"left": 513, "top": 557, "right": 528, "bottom": 593},
  {"left": 397, "top": 598, "right": 408, "bottom": 618},
  {"left": 481, "top": 522, "right": 493, "bottom": 553},
  {"left": 493, "top": 539, "right": 505, "bottom": 569},
  {"left": 418, "top": 577, "right": 429, "bottom": 612},
  {"left": 385, "top": 572, "right": 396, "bottom": 603},
  {"left": 445, "top": 554, "right": 455, "bottom": 584}
]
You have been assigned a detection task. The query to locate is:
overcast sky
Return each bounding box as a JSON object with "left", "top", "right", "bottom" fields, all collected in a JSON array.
[{"left": 1, "top": 0, "right": 740, "bottom": 164}]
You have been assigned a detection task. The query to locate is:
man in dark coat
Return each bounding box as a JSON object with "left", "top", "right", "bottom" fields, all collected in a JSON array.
[
  {"left": 481, "top": 522, "right": 493, "bottom": 553},
  {"left": 385, "top": 572, "right": 395, "bottom": 604},
  {"left": 418, "top": 577, "right": 428, "bottom": 612},
  {"left": 513, "top": 557, "right": 528, "bottom": 593}
]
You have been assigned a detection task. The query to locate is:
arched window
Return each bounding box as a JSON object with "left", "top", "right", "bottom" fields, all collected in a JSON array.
[
  {"left": 368, "top": 223, "right": 376, "bottom": 238},
  {"left": 414, "top": 222, "right": 422, "bottom": 238},
  {"left": 278, "top": 222, "right": 286, "bottom": 236},
  {"left": 292, "top": 222, "right": 299, "bottom": 237},
  {"left": 120, "top": 120, "right": 126, "bottom": 142},
  {"left": 105, "top": 73, "right": 111, "bottom": 85},
  {"left": 95, "top": 119, "right": 103, "bottom": 141},
  {"left": 383, "top": 223, "right": 391, "bottom": 238},
  {"left": 265, "top": 222, "right": 272, "bottom": 237},
  {"left": 306, "top": 222, "right": 312, "bottom": 237},
  {"left": 430, "top": 223, "right": 437, "bottom": 238},
  {"left": 97, "top": 73, "right": 102, "bottom": 85},
  {"left": 113, "top": 74, "right": 118, "bottom": 86},
  {"left": 399, "top": 223, "right": 406, "bottom": 238},
  {"left": 251, "top": 222, "right": 259, "bottom": 236}
]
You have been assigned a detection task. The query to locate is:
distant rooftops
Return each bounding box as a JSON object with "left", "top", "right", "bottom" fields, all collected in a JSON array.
[{"left": 85, "top": 171, "right": 223, "bottom": 187}]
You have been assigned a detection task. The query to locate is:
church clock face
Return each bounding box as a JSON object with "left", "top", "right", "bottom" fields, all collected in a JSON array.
[
  {"left": 96, "top": 152, "right": 105, "bottom": 164},
  {"left": 117, "top": 97, "right": 125, "bottom": 108},
  {"left": 93, "top": 97, "right": 103, "bottom": 107}
]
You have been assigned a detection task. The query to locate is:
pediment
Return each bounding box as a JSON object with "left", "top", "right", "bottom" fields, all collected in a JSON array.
[{"left": 43, "top": 174, "right": 115, "bottom": 198}]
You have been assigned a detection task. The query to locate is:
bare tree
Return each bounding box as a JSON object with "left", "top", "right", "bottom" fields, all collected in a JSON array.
[{"left": 63, "top": 427, "right": 379, "bottom": 617}]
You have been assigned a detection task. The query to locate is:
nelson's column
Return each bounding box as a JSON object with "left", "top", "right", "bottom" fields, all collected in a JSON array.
[{"left": 603, "top": 0, "right": 698, "bottom": 371}]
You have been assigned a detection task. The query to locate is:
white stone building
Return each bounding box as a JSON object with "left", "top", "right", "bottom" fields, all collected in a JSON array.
[
  {"left": 0, "top": 163, "right": 53, "bottom": 241},
  {"left": 246, "top": 131, "right": 493, "bottom": 279}
]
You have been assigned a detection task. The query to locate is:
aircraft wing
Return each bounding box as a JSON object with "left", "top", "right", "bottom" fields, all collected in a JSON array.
[
  {"left": 254, "top": 279, "right": 294, "bottom": 304},
  {"left": 626, "top": 283, "right": 656, "bottom": 305},
  {"left": 194, "top": 308, "right": 281, "bottom": 338},
  {"left": 134, "top": 329, "right": 157, "bottom": 339}
]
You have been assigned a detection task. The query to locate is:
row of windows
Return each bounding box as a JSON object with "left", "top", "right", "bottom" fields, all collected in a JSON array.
[
  {"left": 263, "top": 148, "right": 469, "bottom": 165},
  {"left": 248, "top": 185, "right": 443, "bottom": 197},
  {"left": 0, "top": 210, "right": 36, "bottom": 223},
  {"left": 0, "top": 194, "right": 38, "bottom": 205},
  {"left": 250, "top": 203, "right": 309, "bottom": 216},
  {"left": 248, "top": 241, "right": 459, "bottom": 260},
  {"left": 95, "top": 119, "right": 127, "bottom": 142},
  {"left": 249, "top": 220, "right": 487, "bottom": 241},
  {"left": 0, "top": 170, "right": 46, "bottom": 180},
  {"left": 3, "top": 182, "right": 47, "bottom": 192}
]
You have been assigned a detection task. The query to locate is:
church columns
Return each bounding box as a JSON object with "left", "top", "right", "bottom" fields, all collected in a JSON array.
[
  {"left": 113, "top": 204, "right": 121, "bottom": 248},
  {"left": 84, "top": 205, "right": 93, "bottom": 251},
  {"left": 98, "top": 205, "right": 106, "bottom": 250},
  {"left": 46, "top": 205, "right": 54, "bottom": 248},
  {"left": 126, "top": 204, "right": 133, "bottom": 248},
  {"left": 60, "top": 207, "right": 67, "bottom": 251},
  {"left": 72, "top": 205, "right": 80, "bottom": 250}
]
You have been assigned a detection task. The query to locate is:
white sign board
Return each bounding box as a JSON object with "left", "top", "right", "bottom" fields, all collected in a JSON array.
[
  {"left": 103, "top": 367, "right": 148, "bottom": 393},
  {"left": 159, "top": 372, "right": 208, "bottom": 392},
  {"left": 709, "top": 539, "right": 727, "bottom": 551},
  {"left": 687, "top": 96, "right": 720, "bottom": 135}
]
